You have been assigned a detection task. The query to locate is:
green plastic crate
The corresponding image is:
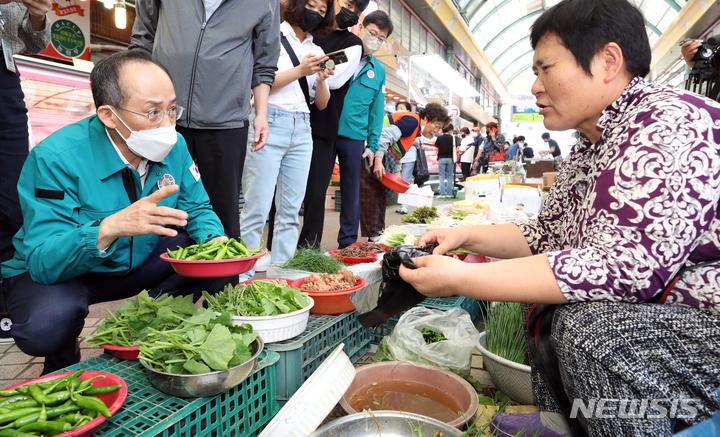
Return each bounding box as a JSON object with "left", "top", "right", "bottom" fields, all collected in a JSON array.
[
  {"left": 369, "top": 296, "right": 481, "bottom": 344},
  {"left": 57, "top": 351, "right": 280, "bottom": 437},
  {"left": 266, "top": 311, "right": 371, "bottom": 405},
  {"left": 334, "top": 190, "right": 342, "bottom": 212}
]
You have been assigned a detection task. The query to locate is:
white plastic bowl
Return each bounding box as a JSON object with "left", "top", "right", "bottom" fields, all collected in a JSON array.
[
  {"left": 259, "top": 344, "right": 356, "bottom": 437},
  {"left": 227, "top": 297, "right": 314, "bottom": 343}
]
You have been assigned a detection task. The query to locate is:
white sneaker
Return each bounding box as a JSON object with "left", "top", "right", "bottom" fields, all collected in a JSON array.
[{"left": 254, "top": 251, "right": 272, "bottom": 273}]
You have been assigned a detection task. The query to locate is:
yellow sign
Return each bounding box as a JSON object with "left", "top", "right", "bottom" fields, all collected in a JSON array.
[{"left": 512, "top": 113, "right": 544, "bottom": 122}]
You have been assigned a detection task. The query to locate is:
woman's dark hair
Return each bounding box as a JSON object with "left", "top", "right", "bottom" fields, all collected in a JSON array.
[
  {"left": 442, "top": 124, "right": 453, "bottom": 133},
  {"left": 530, "top": 0, "right": 650, "bottom": 78},
  {"left": 283, "top": 0, "right": 335, "bottom": 38},
  {"left": 460, "top": 127, "right": 470, "bottom": 135},
  {"left": 484, "top": 121, "right": 498, "bottom": 132},
  {"left": 90, "top": 50, "right": 165, "bottom": 109},
  {"left": 418, "top": 102, "right": 451, "bottom": 125},
  {"left": 363, "top": 10, "right": 394, "bottom": 38},
  {"left": 396, "top": 101, "right": 411, "bottom": 111}
]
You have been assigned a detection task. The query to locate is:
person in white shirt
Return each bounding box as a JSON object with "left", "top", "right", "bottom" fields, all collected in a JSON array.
[
  {"left": 457, "top": 127, "right": 475, "bottom": 180},
  {"left": 240, "top": 0, "right": 334, "bottom": 278}
]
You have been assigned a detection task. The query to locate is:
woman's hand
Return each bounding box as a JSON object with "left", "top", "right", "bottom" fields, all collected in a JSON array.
[
  {"left": 213, "top": 236, "right": 229, "bottom": 243},
  {"left": 316, "top": 65, "right": 334, "bottom": 81},
  {"left": 299, "top": 53, "right": 328, "bottom": 77},
  {"left": 399, "top": 255, "right": 468, "bottom": 297},
  {"left": 417, "top": 228, "right": 467, "bottom": 255},
  {"left": 681, "top": 40, "right": 702, "bottom": 68},
  {"left": 373, "top": 157, "right": 385, "bottom": 180}
]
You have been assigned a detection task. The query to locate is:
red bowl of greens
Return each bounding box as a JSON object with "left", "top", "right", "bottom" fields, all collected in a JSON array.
[
  {"left": 0, "top": 370, "right": 127, "bottom": 437},
  {"left": 160, "top": 249, "right": 266, "bottom": 278}
]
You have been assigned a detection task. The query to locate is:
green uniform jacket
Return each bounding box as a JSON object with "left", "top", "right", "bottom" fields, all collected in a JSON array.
[
  {"left": 336, "top": 54, "right": 386, "bottom": 153},
  {"left": 1, "top": 115, "right": 224, "bottom": 285}
]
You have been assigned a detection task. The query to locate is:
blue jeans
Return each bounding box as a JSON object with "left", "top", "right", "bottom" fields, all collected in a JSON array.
[
  {"left": 438, "top": 158, "right": 454, "bottom": 195},
  {"left": 240, "top": 108, "right": 312, "bottom": 272}
]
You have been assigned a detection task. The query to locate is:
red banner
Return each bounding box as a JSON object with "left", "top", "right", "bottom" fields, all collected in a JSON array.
[{"left": 52, "top": 4, "right": 85, "bottom": 17}]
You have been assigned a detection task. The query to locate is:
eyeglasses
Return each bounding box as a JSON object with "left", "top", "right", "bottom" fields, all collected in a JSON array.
[
  {"left": 118, "top": 105, "right": 184, "bottom": 126},
  {"left": 366, "top": 28, "right": 386, "bottom": 44}
]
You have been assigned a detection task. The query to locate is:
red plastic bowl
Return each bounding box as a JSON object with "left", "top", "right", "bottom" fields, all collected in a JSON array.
[
  {"left": 99, "top": 344, "right": 140, "bottom": 360},
  {"left": 160, "top": 249, "right": 266, "bottom": 278},
  {"left": 291, "top": 277, "right": 368, "bottom": 315},
  {"left": 328, "top": 249, "right": 375, "bottom": 265},
  {"left": 445, "top": 252, "right": 491, "bottom": 263},
  {"left": 2, "top": 370, "right": 128, "bottom": 437},
  {"left": 381, "top": 172, "right": 410, "bottom": 193},
  {"left": 446, "top": 252, "right": 469, "bottom": 261},
  {"left": 350, "top": 242, "right": 392, "bottom": 255}
]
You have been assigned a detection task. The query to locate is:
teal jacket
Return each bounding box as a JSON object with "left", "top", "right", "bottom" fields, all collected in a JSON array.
[
  {"left": 1, "top": 115, "right": 224, "bottom": 284},
  {"left": 337, "top": 54, "right": 386, "bottom": 152}
]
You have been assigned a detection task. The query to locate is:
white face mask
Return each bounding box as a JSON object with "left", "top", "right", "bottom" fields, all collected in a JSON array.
[
  {"left": 471, "top": 132, "right": 478, "bottom": 138},
  {"left": 109, "top": 107, "right": 177, "bottom": 162},
  {"left": 361, "top": 31, "right": 383, "bottom": 54}
]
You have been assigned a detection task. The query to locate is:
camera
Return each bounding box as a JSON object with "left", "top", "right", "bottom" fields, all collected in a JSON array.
[{"left": 681, "top": 37, "right": 720, "bottom": 99}]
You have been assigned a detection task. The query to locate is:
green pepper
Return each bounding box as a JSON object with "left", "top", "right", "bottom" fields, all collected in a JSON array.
[
  {"left": 72, "top": 395, "right": 111, "bottom": 418},
  {"left": 77, "top": 376, "right": 105, "bottom": 392},
  {"left": 0, "top": 429, "right": 40, "bottom": 437},
  {"left": 27, "top": 385, "right": 52, "bottom": 406},
  {"left": 6, "top": 402, "right": 79, "bottom": 429},
  {"left": 17, "top": 420, "right": 72, "bottom": 434},
  {"left": 1, "top": 400, "right": 38, "bottom": 411},
  {"left": 231, "top": 240, "right": 248, "bottom": 256},
  {"left": 81, "top": 409, "right": 97, "bottom": 419},
  {"left": 73, "top": 418, "right": 92, "bottom": 429},
  {"left": 12, "top": 387, "right": 27, "bottom": 396},
  {"left": 166, "top": 248, "right": 176, "bottom": 259},
  {"left": 0, "top": 396, "right": 31, "bottom": 409},
  {"left": 0, "top": 391, "right": 18, "bottom": 398},
  {"left": 56, "top": 412, "right": 83, "bottom": 425},
  {"left": 214, "top": 246, "right": 228, "bottom": 260},
  {"left": 35, "top": 369, "right": 84, "bottom": 391},
  {"left": 82, "top": 384, "right": 122, "bottom": 396},
  {"left": 0, "top": 408, "right": 42, "bottom": 424}
]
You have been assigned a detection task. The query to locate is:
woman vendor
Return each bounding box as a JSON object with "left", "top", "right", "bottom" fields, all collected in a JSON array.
[{"left": 399, "top": 0, "right": 720, "bottom": 436}]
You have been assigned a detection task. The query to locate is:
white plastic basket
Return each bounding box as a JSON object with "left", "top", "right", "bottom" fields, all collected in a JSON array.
[
  {"left": 476, "top": 331, "right": 534, "bottom": 405},
  {"left": 230, "top": 297, "right": 314, "bottom": 343}
]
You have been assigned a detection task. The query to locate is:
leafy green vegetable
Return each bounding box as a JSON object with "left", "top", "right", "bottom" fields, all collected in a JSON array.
[
  {"left": 452, "top": 211, "right": 469, "bottom": 220},
  {"left": 484, "top": 301, "right": 528, "bottom": 366},
  {"left": 138, "top": 308, "right": 258, "bottom": 375},
  {"left": 203, "top": 281, "right": 310, "bottom": 317},
  {"left": 401, "top": 206, "right": 438, "bottom": 224},
  {"left": 281, "top": 247, "right": 345, "bottom": 273},
  {"left": 85, "top": 290, "right": 194, "bottom": 347},
  {"left": 421, "top": 328, "right": 447, "bottom": 344},
  {"left": 379, "top": 233, "right": 407, "bottom": 247},
  {"left": 447, "top": 248, "right": 480, "bottom": 255}
]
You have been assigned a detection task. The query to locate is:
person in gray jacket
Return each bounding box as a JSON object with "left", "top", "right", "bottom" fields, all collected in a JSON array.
[{"left": 130, "top": 0, "right": 280, "bottom": 240}]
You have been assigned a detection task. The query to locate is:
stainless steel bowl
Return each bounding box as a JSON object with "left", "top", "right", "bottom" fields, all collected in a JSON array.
[
  {"left": 140, "top": 337, "right": 264, "bottom": 397},
  {"left": 309, "top": 411, "right": 463, "bottom": 437}
]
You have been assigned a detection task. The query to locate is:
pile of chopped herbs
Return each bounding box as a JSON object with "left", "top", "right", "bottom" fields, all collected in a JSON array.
[
  {"left": 85, "top": 290, "right": 195, "bottom": 347},
  {"left": 281, "top": 247, "right": 345, "bottom": 273},
  {"left": 138, "top": 309, "right": 258, "bottom": 374},
  {"left": 401, "top": 206, "right": 438, "bottom": 224},
  {"left": 484, "top": 301, "right": 529, "bottom": 365},
  {"left": 421, "top": 328, "right": 447, "bottom": 344},
  {"left": 202, "top": 281, "right": 309, "bottom": 317}
]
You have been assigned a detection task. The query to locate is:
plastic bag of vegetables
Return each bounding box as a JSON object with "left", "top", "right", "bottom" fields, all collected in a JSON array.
[{"left": 374, "top": 306, "right": 480, "bottom": 377}]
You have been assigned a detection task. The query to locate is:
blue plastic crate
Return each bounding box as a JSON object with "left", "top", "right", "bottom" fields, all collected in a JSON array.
[
  {"left": 266, "top": 311, "right": 371, "bottom": 405},
  {"left": 58, "top": 351, "right": 280, "bottom": 437},
  {"left": 369, "top": 295, "right": 481, "bottom": 343}
]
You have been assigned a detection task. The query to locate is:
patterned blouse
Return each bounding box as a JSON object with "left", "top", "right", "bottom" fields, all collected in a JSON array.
[{"left": 517, "top": 77, "right": 720, "bottom": 314}]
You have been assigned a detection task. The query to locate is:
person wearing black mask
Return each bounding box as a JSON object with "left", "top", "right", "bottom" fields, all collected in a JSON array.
[{"left": 291, "top": 0, "right": 370, "bottom": 254}]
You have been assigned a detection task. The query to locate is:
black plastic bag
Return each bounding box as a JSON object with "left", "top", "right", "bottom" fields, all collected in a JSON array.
[{"left": 357, "top": 244, "right": 436, "bottom": 328}]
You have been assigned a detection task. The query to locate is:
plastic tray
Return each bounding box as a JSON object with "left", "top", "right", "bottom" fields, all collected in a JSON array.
[
  {"left": 159, "top": 249, "right": 266, "bottom": 278},
  {"left": 327, "top": 249, "right": 375, "bottom": 264},
  {"left": 266, "top": 312, "right": 372, "bottom": 407},
  {"left": 349, "top": 242, "right": 391, "bottom": 255},
  {"left": 55, "top": 351, "right": 280, "bottom": 437},
  {"left": 100, "top": 344, "right": 140, "bottom": 360},
  {"left": 3, "top": 370, "right": 128, "bottom": 437},
  {"left": 369, "top": 295, "right": 481, "bottom": 343},
  {"left": 292, "top": 277, "right": 368, "bottom": 315},
  {"left": 381, "top": 172, "right": 410, "bottom": 193}
]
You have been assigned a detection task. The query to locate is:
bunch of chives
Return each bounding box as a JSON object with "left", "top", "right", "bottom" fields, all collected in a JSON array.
[{"left": 484, "top": 301, "right": 529, "bottom": 365}]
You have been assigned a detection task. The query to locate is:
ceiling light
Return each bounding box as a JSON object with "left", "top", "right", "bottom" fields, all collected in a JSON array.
[{"left": 115, "top": 2, "right": 126, "bottom": 29}]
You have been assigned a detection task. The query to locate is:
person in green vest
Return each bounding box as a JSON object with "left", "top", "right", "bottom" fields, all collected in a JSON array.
[
  {"left": 0, "top": 51, "right": 229, "bottom": 374},
  {"left": 334, "top": 10, "right": 393, "bottom": 248}
]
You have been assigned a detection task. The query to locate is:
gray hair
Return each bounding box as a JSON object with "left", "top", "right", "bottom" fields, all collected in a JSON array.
[{"left": 90, "top": 50, "right": 165, "bottom": 109}]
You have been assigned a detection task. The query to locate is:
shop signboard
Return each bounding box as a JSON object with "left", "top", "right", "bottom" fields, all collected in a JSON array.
[
  {"left": 461, "top": 97, "right": 481, "bottom": 121},
  {"left": 448, "top": 105, "right": 460, "bottom": 117},
  {"left": 511, "top": 113, "right": 544, "bottom": 122},
  {"left": 40, "top": 1, "right": 91, "bottom": 61}
]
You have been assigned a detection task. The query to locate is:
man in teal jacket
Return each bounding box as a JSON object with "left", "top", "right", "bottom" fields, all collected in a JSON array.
[
  {"left": 0, "top": 51, "right": 228, "bottom": 374},
  {"left": 335, "top": 11, "right": 392, "bottom": 248}
]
